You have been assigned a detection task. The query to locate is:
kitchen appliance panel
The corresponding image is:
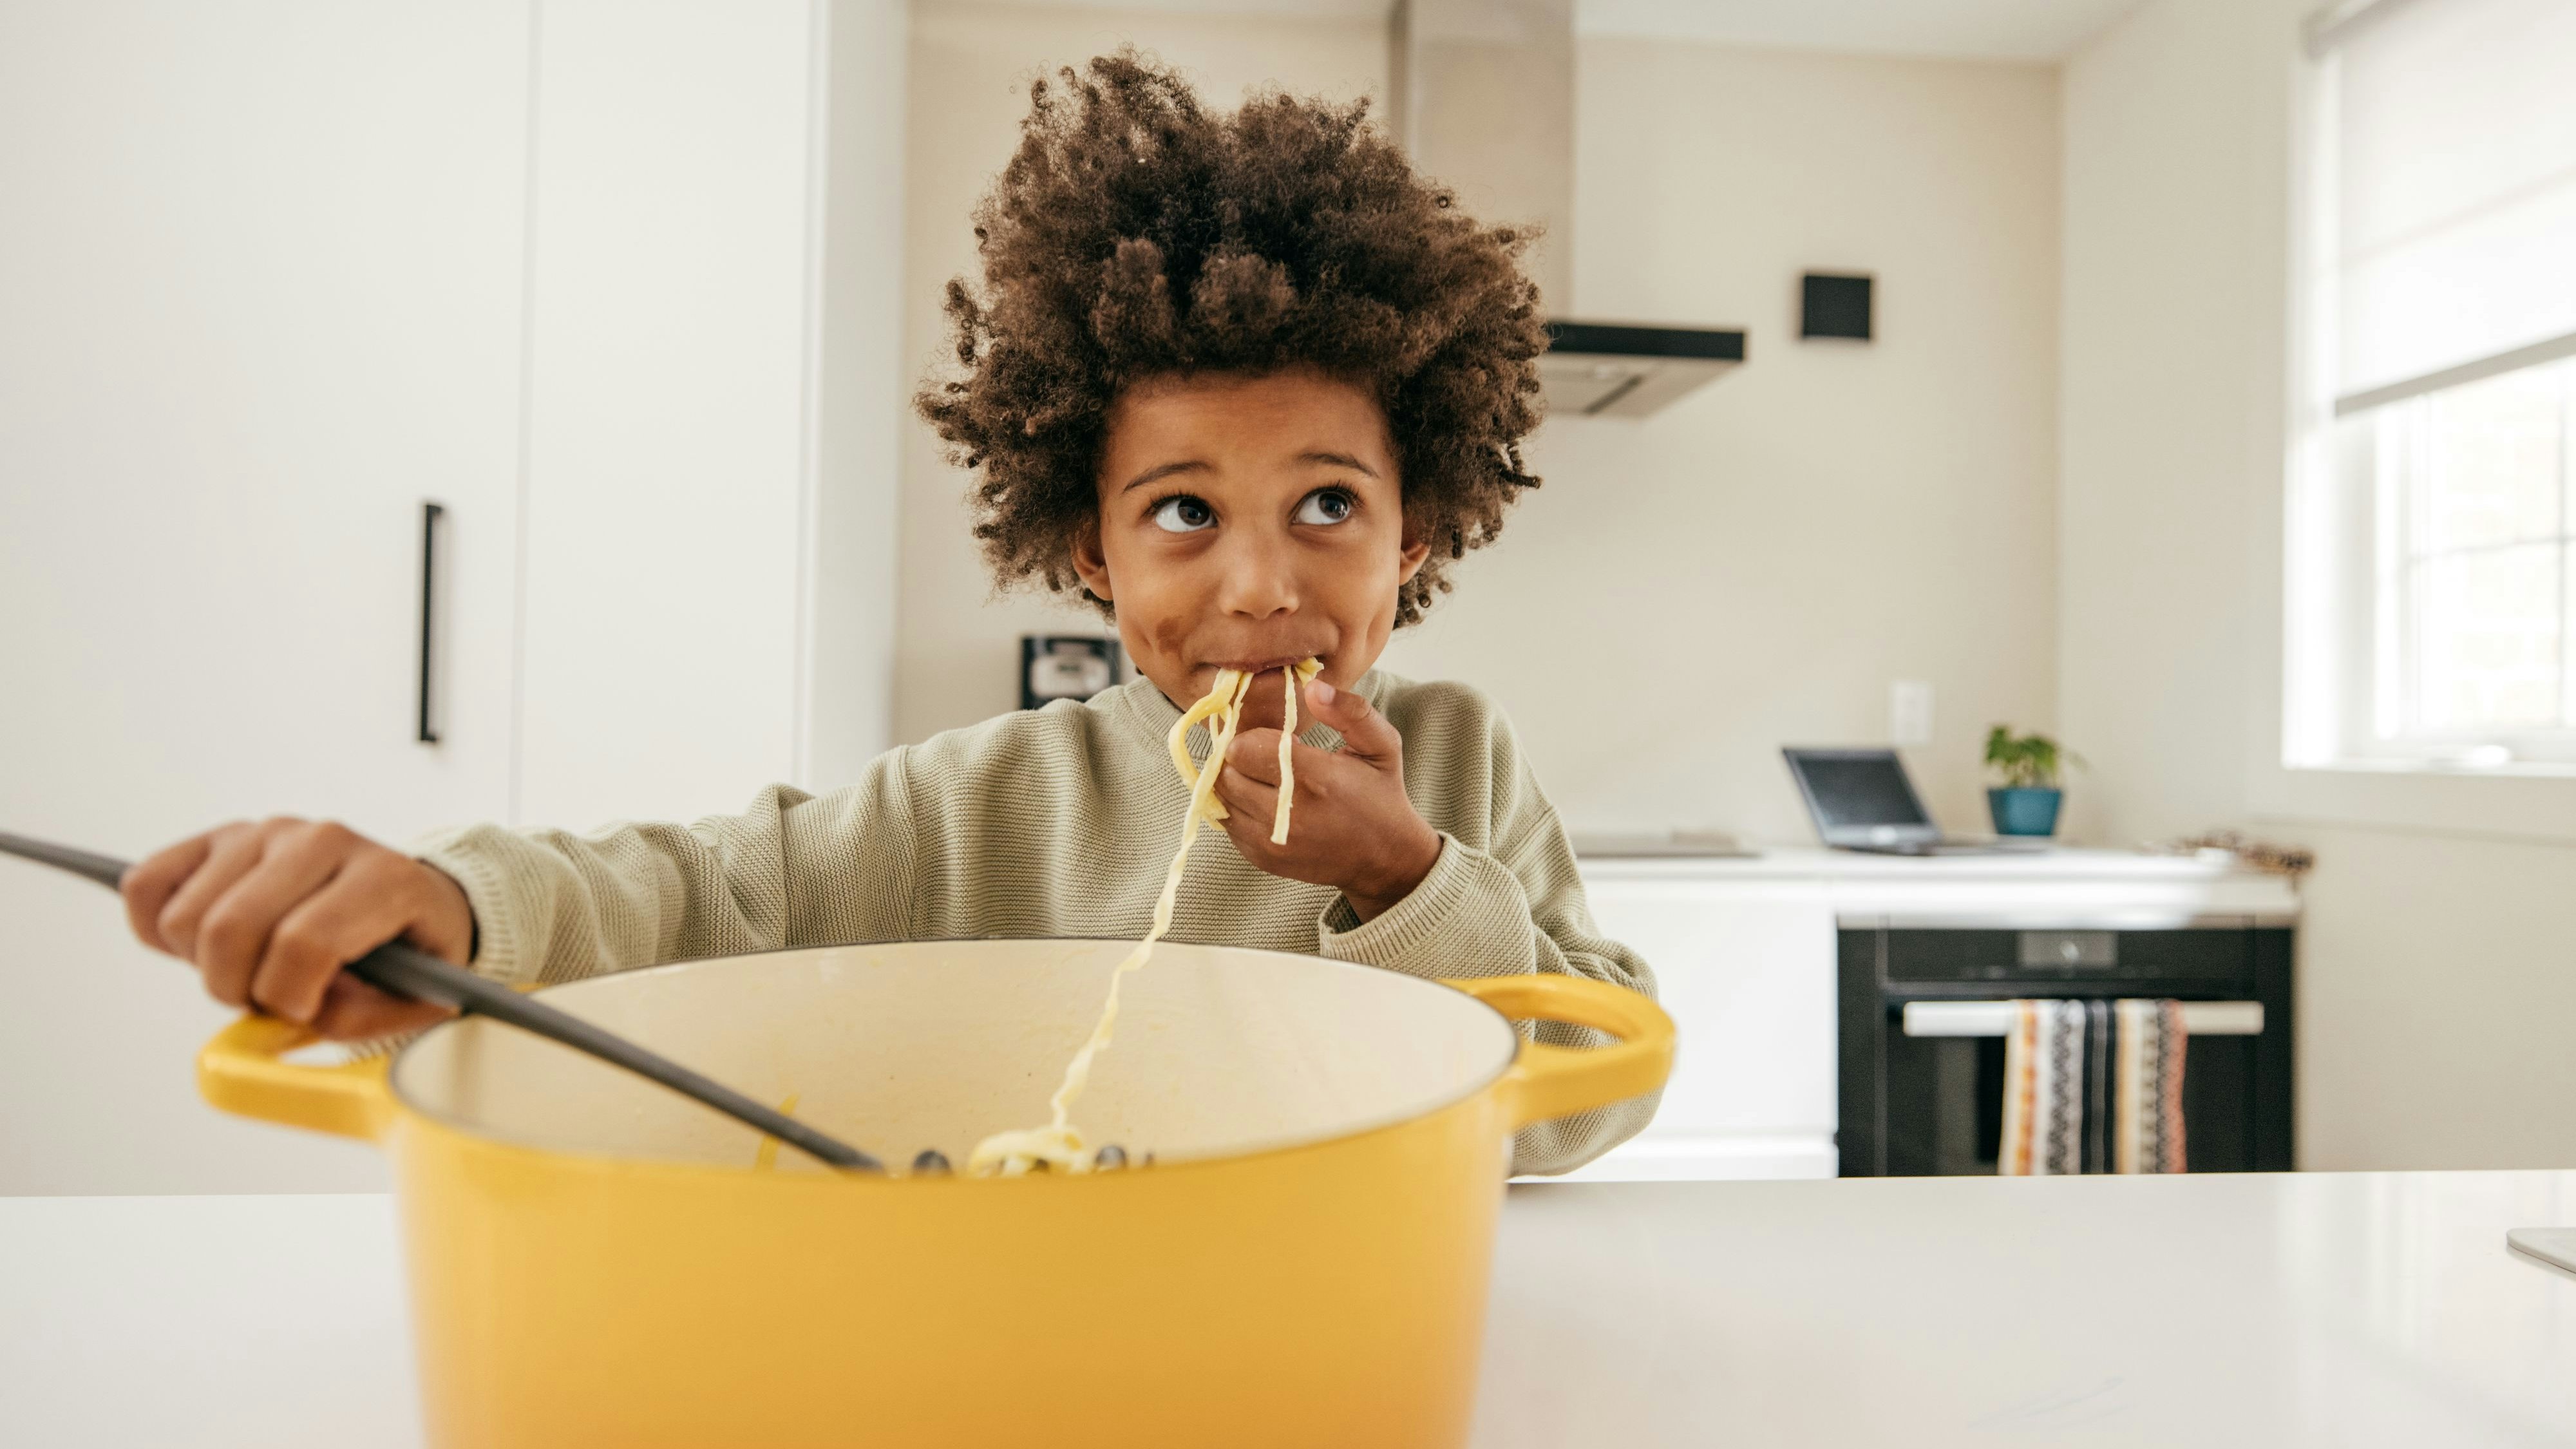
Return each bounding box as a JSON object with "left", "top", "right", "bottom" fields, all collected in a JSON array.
[
  {"left": 1879, "top": 927, "right": 2253, "bottom": 986},
  {"left": 1841, "top": 925, "right": 2293, "bottom": 1177}
]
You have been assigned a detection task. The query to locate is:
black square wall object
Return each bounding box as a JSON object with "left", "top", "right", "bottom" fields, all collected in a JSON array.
[{"left": 1801, "top": 273, "right": 1873, "bottom": 341}]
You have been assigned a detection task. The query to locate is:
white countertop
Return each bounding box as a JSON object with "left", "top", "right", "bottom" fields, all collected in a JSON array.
[
  {"left": 1582, "top": 842, "right": 2252, "bottom": 878},
  {"left": 1580, "top": 844, "right": 2302, "bottom": 925},
  {"left": 7, "top": 1171, "right": 2568, "bottom": 1446}
]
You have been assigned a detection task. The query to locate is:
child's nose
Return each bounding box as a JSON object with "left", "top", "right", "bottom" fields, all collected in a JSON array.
[{"left": 1217, "top": 532, "right": 1299, "bottom": 619}]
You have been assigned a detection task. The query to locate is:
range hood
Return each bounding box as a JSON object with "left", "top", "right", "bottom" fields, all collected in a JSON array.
[
  {"left": 1388, "top": 0, "right": 1745, "bottom": 419},
  {"left": 1538, "top": 321, "right": 1746, "bottom": 417}
]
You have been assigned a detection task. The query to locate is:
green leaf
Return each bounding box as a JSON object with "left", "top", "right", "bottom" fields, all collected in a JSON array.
[{"left": 1982, "top": 725, "right": 2078, "bottom": 788}]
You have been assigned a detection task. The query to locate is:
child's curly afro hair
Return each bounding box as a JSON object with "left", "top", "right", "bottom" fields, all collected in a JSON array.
[{"left": 916, "top": 50, "right": 1548, "bottom": 627}]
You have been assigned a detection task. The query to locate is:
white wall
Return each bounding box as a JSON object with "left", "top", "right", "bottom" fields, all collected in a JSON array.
[
  {"left": 1387, "top": 39, "right": 2060, "bottom": 843},
  {"left": 895, "top": 14, "right": 2063, "bottom": 845},
  {"left": 2060, "top": 0, "right": 2576, "bottom": 1169},
  {"left": 2056, "top": 0, "right": 2278, "bottom": 849}
]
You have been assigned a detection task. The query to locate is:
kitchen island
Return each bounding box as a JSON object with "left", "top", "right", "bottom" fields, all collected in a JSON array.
[{"left": 6, "top": 1170, "right": 2568, "bottom": 1446}]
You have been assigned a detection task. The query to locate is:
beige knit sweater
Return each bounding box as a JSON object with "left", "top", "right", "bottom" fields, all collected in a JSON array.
[{"left": 416, "top": 670, "right": 1660, "bottom": 1175}]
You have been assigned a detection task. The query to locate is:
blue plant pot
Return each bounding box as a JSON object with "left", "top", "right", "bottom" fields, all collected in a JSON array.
[{"left": 1987, "top": 787, "right": 2061, "bottom": 837}]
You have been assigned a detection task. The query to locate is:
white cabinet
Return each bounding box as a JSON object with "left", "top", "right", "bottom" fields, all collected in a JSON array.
[
  {"left": 515, "top": 0, "right": 903, "bottom": 828},
  {"left": 0, "top": 0, "right": 904, "bottom": 1195},
  {"left": 0, "top": 0, "right": 538, "bottom": 1198},
  {"left": 1563, "top": 866, "right": 1841, "bottom": 1180}
]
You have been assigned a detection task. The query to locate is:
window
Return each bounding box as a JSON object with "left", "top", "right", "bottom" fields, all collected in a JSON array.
[{"left": 2287, "top": 0, "right": 2576, "bottom": 770}]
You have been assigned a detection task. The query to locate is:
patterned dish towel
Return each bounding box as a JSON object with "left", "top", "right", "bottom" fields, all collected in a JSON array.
[{"left": 1998, "top": 999, "right": 2187, "bottom": 1175}]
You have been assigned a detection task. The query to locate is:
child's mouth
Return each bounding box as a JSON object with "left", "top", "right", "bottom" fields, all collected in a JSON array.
[{"left": 1204, "top": 654, "right": 1319, "bottom": 676}]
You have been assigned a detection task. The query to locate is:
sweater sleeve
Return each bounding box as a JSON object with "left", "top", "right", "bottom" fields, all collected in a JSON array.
[
  {"left": 1312, "top": 687, "right": 1663, "bottom": 1176},
  {"left": 412, "top": 758, "right": 919, "bottom": 988}
]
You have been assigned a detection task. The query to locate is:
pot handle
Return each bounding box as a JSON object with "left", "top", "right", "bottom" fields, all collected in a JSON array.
[
  {"left": 196, "top": 1016, "right": 395, "bottom": 1142},
  {"left": 1446, "top": 974, "right": 1676, "bottom": 1128}
]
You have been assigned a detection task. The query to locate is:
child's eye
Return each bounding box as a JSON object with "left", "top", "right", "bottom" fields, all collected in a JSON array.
[
  {"left": 1294, "top": 488, "right": 1355, "bottom": 526},
  {"left": 1150, "top": 496, "right": 1216, "bottom": 533}
]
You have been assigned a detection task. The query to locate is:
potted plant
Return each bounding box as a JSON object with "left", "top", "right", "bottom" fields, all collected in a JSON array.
[{"left": 1984, "top": 726, "right": 2081, "bottom": 837}]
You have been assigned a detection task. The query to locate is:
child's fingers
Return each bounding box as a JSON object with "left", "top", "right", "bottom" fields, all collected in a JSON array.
[
  {"left": 193, "top": 824, "right": 350, "bottom": 1010},
  {"left": 248, "top": 853, "right": 441, "bottom": 1025},
  {"left": 1224, "top": 728, "right": 1284, "bottom": 786},
  {"left": 153, "top": 826, "right": 267, "bottom": 965},
  {"left": 122, "top": 831, "right": 215, "bottom": 956},
  {"left": 1302, "top": 679, "right": 1403, "bottom": 766},
  {"left": 308, "top": 973, "right": 455, "bottom": 1043},
  {"left": 1212, "top": 759, "right": 1282, "bottom": 833},
  {"left": 1225, "top": 730, "right": 1353, "bottom": 791}
]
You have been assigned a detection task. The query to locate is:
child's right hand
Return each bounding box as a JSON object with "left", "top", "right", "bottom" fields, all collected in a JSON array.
[{"left": 120, "top": 818, "right": 476, "bottom": 1041}]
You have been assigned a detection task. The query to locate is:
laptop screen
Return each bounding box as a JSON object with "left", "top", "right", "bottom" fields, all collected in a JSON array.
[{"left": 1783, "top": 750, "right": 1933, "bottom": 840}]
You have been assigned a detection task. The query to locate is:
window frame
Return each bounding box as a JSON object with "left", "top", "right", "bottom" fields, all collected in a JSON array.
[
  {"left": 2255, "top": 1, "right": 2576, "bottom": 844},
  {"left": 2279, "top": 10, "right": 2576, "bottom": 778},
  {"left": 2331, "top": 365, "right": 2576, "bottom": 764}
]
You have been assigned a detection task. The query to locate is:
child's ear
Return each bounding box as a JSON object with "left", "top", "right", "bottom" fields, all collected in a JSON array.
[
  {"left": 1070, "top": 511, "right": 1115, "bottom": 603},
  {"left": 1396, "top": 518, "right": 1433, "bottom": 587}
]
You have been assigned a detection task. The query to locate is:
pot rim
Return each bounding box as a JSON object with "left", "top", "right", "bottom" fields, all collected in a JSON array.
[{"left": 382, "top": 936, "right": 1528, "bottom": 1183}]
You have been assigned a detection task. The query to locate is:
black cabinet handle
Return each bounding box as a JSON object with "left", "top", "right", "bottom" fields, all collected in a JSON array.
[{"left": 417, "top": 501, "right": 444, "bottom": 744}]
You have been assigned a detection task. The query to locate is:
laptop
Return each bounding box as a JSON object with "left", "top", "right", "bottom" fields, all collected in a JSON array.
[{"left": 1781, "top": 747, "right": 2045, "bottom": 856}]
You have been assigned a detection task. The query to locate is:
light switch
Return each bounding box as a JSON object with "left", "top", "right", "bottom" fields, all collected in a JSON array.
[{"left": 1891, "top": 680, "right": 1933, "bottom": 746}]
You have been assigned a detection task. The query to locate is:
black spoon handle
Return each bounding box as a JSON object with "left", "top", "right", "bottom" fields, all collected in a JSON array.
[
  {"left": 0, "top": 833, "right": 125, "bottom": 890},
  {"left": 0, "top": 830, "right": 881, "bottom": 1173}
]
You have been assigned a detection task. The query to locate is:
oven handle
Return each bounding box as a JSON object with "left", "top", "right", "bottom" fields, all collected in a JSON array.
[{"left": 1900, "top": 1000, "right": 2264, "bottom": 1037}]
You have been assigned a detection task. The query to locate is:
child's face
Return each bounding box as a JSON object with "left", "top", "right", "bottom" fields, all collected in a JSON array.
[{"left": 1074, "top": 368, "right": 1428, "bottom": 728}]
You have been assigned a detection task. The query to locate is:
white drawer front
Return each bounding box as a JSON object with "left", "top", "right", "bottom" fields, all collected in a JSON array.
[{"left": 1578, "top": 873, "right": 1838, "bottom": 1141}]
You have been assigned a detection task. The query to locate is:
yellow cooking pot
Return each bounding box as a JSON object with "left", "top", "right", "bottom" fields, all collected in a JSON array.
[{"left": 197, "top": 938, "right": 1672, "bottom": 1448}]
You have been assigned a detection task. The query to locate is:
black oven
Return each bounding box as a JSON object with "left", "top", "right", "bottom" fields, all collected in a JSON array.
[{"left": 1837, "top": 922, "right": 2294, "bottom": 1176}]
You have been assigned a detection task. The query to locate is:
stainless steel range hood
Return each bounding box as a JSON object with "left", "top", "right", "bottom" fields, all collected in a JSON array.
[
  {"left": 1539, "top": 321, "right": 1746, "bottom": 417},
  {"left": 1389, "top": 0, "right": 1744, "bottom": 419}
]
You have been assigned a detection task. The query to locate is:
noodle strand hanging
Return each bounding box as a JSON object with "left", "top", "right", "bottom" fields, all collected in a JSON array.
[{"left": 965, "top": 660, "right": 1321, "bottom": 1177}]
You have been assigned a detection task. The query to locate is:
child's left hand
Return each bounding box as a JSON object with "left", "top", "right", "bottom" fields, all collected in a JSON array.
[{"left": 1213, "top": 677, "right": 1443, "bottom": 922}]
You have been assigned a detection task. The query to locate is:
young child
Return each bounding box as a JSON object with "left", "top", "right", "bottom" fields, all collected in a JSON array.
[{"left": 117, "top": 52, "right": 1659, "bottom": 1175}]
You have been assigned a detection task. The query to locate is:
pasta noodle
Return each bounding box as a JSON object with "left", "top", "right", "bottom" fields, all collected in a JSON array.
[
  {"left": 1164, "top": 672, "right": 1238, "bottom": 813},
  {"left": 965, "top": 659, "right": 1319, "bottom": 1177},
  {"left": 1271, "top": 657, "right": 1323, "bottom": 846},
  {"left": 752, "top": 1093, "right": 800, "bottom": 1172}
]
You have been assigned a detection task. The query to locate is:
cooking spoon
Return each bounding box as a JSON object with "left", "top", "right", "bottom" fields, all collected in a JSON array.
[{"left": 0, "top": 831, "right": 884, "bottom": 1173}]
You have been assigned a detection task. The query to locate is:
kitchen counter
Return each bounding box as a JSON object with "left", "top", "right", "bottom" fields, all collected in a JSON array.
[
  {"left": 1582, "top": 844, "right": 2302, "bottom": 926},
  {"left": 6, "top": 1171, "right": 2570, "bottom": 1446}
]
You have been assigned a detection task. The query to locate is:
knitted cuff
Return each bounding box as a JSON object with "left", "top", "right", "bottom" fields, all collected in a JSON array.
[
  {"left": 412, "top": 827, "right": 535, "bottom": 986},
  {"left": 1315, "top": 834, "right": 1533, "bottom": 980}
]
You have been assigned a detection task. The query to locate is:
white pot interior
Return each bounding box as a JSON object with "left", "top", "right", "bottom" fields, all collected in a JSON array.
[{"left": 390, "top": 939, "right": 1520, "bottom": 1171}]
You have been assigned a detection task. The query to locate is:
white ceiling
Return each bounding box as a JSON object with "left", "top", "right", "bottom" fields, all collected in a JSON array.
[{"left": 918, "top": 0, "right": 2151, "bottom": 61}]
